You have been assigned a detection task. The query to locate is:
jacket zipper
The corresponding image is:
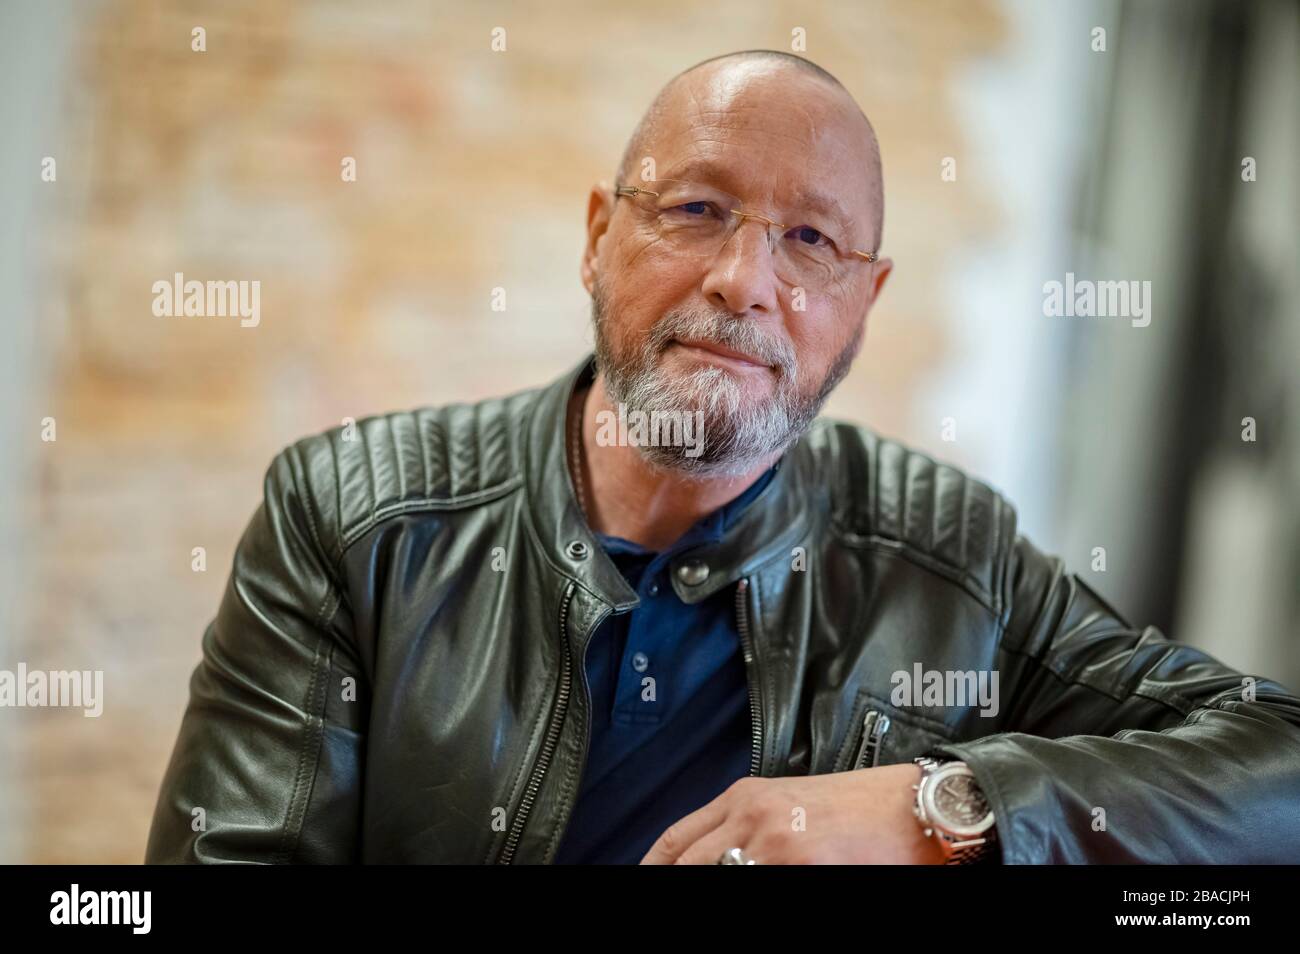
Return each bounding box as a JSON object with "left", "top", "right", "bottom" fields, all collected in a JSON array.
[
  {"left": 852, "top": 709, "right": 892, "bottom": 769},
  {"left": 734, "top": 578, "right": 764, "bottom": 776},
  {"left": 497, "top": 580, "right": 578, "bottom": 864}
]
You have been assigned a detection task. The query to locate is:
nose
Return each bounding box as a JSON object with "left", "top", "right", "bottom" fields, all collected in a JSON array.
[{"left": 700, "top": 214, "right": 781, "bottom": 317}]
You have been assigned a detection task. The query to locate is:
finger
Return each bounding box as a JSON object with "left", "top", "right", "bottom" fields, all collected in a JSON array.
[
  {"left": 639, "top": 795, "right": 731, "bottom": 864},
  {"left": 674, "top": 822, "right": 750, "bottom": 865}
]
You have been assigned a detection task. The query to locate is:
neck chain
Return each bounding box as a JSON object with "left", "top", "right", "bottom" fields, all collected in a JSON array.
[{"left": 568, "top": 390, "right": 589, "bottom": 521}]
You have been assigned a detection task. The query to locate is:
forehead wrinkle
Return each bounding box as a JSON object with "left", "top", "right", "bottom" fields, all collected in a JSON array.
[{"left": 683, "top": 101, "right": 819, "bottom": 151}]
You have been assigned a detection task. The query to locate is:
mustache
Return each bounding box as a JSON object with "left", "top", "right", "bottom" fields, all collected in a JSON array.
[{"left": 645, "top": 308, "right": 796, "bottom": 373}]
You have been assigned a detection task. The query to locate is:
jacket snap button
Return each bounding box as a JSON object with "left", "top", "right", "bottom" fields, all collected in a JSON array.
[
  {"left": 676, "top": 560, "right": 709, "bottom": 586},
  {"left": 632, "top": 652, "right": 649, "bottom": 672},
  {"left": 565, "top": 540, "right": 589, "bottom": 561}
]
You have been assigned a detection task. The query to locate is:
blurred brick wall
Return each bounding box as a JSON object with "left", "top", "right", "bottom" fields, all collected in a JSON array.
[{"left": 16, "top": 0, "right": 1002, "bottom": 862}]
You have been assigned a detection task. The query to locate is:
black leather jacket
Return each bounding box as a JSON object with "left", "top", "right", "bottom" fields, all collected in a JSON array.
[{"left": 146, "top": 354, "right": 1300, "bottom": 864}]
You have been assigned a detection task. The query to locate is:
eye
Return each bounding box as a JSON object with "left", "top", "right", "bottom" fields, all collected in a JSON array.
[
  {"left": 675, "top": 200, "right": 717, "bottom": 217},
  {"left": 789, "top": 225, "right": 829, "bottom": 246}
]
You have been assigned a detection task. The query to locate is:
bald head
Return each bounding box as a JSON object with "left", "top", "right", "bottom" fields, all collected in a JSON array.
[{"left": 615, "top": 50, "right": 885, "bottom": 250}]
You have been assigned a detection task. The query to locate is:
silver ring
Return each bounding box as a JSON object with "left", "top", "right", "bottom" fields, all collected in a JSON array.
[{"left": 716, "top": 847, "right": 758, "bottom": 865}]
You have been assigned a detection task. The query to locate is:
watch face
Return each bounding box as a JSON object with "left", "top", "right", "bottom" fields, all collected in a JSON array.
[{"left": 931, "top": 772, "right": 992, "bottom": 832}]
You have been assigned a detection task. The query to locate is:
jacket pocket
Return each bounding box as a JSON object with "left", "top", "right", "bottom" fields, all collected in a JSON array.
[{"left": 833, "top": 689, "right": 955, "bottom": 772}]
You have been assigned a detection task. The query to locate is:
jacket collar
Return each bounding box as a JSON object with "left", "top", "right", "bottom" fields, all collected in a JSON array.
[{"left": 524, "top": 352, "right": 813, "bottom": 612}]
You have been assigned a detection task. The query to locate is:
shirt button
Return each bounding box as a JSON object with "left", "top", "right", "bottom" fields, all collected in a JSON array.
[
  {"left": 647, "top": 582, "right": 660, "bottom": 596},
  {"left": 676, "top": 559, "right": 709, "bottom": 586},
  {"left": 632, "top": 652, "right": 649, "bottom": 672}
]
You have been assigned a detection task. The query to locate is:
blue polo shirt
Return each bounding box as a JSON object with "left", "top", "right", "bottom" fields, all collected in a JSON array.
[{"left": 553, "top": 465, "right": 777, "bottom": 864}]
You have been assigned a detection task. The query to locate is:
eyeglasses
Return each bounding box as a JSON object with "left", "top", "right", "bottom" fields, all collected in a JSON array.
[{"left": 613, "top": 178, "right": 878, "bottom": 290}]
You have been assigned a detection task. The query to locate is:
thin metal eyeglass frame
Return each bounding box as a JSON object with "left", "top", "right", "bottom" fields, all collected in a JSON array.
[{"left": 612, "top": 181, "right": 880, "bottom": 265}]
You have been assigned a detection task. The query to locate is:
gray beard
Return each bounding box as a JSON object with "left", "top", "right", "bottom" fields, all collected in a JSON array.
[{"left": 590, "top": 282, "right": 861, "bottom": 480}]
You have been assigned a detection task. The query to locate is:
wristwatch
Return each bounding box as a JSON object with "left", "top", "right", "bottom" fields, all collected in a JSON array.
[{"left": 912, "top": 756, "right": 997, "bottom": 864}]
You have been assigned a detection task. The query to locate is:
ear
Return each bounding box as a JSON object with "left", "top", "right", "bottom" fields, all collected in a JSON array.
[
  {"left": 851, "top": 256, "right": 893, "bottom": 361},
  {"left": 580, "top": 181, "right": 615, "bottom": 295},
  {"left": 867, "top": 256, "right": 893, "bottom": 307}
]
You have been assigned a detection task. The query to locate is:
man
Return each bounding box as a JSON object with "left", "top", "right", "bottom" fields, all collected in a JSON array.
[{"left": 146, "top": 50, "right": 1300, "bottom": 865}]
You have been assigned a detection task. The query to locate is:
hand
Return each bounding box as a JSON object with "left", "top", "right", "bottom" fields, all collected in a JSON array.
[{"left": 640, "top": 763, "right": 948, "bottom": 864}]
